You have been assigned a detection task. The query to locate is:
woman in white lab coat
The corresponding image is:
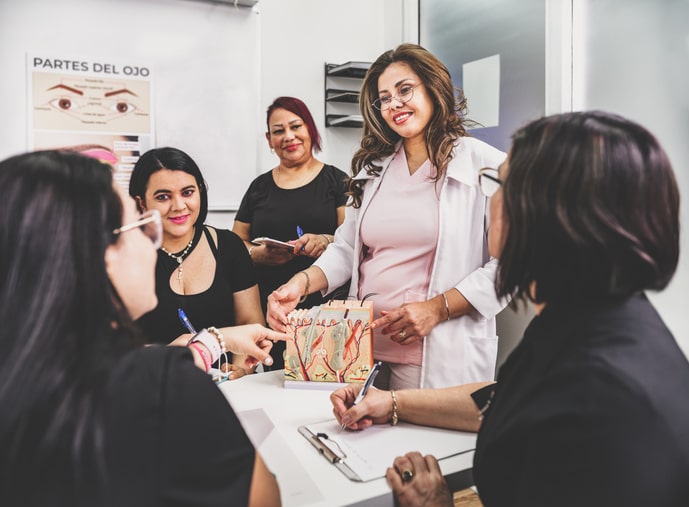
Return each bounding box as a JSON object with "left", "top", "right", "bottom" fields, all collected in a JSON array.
[{"left": 267, "top": 43, "right": 507, "bottom": 389}]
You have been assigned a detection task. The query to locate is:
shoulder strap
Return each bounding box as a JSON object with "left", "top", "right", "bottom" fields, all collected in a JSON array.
[{"left": 202, "top": 226, "right": 219, "bottom": 260}]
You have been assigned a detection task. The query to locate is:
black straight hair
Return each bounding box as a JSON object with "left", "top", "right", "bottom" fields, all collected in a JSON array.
[
  {"left": 128, "top": 146, "right": 209, "bottom": 225},
  {"left": 0, "top": 150, "right": 142, "bottom": 502}
]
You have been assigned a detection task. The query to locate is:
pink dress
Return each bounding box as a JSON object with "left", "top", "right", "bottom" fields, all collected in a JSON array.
[{"left": 357, "top": 149, "right": 439, "bottom": 365}]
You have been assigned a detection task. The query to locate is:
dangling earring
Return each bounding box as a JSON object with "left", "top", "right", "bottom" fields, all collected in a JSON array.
[{"left": 270, "top": 147, "right": 275, "bottom": 155}]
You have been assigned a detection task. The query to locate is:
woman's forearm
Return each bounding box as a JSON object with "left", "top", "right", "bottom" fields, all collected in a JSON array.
[
  {"left": 396, "top": 382, "right": 493, "bottom": 432},
  {"left": 292, "top": 265, "right": 328, "bottom": 296}
]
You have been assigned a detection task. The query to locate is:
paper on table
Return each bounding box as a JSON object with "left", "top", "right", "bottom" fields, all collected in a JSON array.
[{"left": 300, "top": 419, "right": 476, "bottom": 482}]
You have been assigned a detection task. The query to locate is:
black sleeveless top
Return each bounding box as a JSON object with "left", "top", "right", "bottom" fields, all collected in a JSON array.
[{"left": 136, "top": 226, "right": 256, "bottom": 350}]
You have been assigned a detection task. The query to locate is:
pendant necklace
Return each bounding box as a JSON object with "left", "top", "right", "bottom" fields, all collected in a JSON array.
[{"left": 161, "top": 236, "right": 195, "bottom": 287}]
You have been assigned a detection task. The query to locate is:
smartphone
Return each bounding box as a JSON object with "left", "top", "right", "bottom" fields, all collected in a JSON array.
[{"left": 251, "top": 237, "right": 296, "bottom": 251}]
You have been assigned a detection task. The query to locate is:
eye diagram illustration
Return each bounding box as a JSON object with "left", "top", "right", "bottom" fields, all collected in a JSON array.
[
  {"left": 33, "top": 73, "right": 150, "bottom": 132},
  {"left": 45, "top": 82, "right": 141, "bottom": 121}
]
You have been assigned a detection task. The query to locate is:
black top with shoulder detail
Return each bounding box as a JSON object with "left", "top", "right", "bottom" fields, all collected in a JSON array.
[
  {"left": 136, "top": 226, "right": 256, "bottom": 350},
  {"left": 235, "top": 164, "right": 349, "bottom": 369}
]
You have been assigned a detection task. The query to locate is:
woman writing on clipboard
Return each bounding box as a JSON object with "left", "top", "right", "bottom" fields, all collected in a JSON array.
[{"left": 233, "top": 96, "right": 349, "bottom": 369}]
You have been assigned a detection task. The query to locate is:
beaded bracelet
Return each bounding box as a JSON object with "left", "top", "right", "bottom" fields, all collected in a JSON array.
[
  {"left": 207, "top": 326, "right": 226, "bottom": 354},
  {"left": 189, "top": 342, "right": 212, "bottom": 372},
  {"left": 206, "top": 326, "right": 229, "bottom": 377}
]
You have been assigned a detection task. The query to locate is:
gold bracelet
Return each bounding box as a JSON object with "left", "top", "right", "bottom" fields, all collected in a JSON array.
[
  {"left": 390, "top": 390, "right": 399, "bottom": 426},
  {"left": 297, "top": 270, "right": 310, "bottom": 304},
  {"left": 441, "top": 292, "right": 451, "bottom": 321}
]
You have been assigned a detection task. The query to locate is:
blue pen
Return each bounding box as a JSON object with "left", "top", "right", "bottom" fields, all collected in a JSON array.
[
  {"left": 296, "top": 225, "right": 305, "bottom": 251},
  {"left": 178, "top": 308, "right": 196, "bottom": 334},
  {"left": 341, "top": 361, "right": 382, "bottom": 430}
]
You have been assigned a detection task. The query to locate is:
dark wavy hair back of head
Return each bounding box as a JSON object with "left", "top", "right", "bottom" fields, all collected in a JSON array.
[
  {"left": 349, "top": 43, "right": 472, "bottom": 207},
  {"left": 0, "top": 150, "right": 140, "bottom": 502},
  {"left": 128, "top": 147, "right": 209, "bottom": 225},
  {"left": 496, "top": 111, "right": 680, "bottom": 309},
  {"left": 266, "top": 96, "right": 322, "bottom": 153}
]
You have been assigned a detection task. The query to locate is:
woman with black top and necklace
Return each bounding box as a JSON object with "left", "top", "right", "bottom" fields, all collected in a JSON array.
[{"left": 130, "top": 147, "right": 265, "bottom": 378}]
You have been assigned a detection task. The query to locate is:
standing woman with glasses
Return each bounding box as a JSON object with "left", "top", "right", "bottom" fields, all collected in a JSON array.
[
  {"left": 268, "top": 44, "right": 507, "bottom": 389},
  {"left": 129, "top": 147, "right": 268, "bottom": 378}
]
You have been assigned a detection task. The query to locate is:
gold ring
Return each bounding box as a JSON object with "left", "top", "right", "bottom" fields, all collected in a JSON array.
[
  {"left": 402, "top": 469, "right": 414, "bottom": 482},
  {"left": 400, "top": 329, "right": 407, "bottom": 339}
]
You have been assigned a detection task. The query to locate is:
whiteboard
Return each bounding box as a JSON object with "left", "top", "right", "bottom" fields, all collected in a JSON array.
[{"left": 0, "top": 0, "right": 260, "bottom": 210}]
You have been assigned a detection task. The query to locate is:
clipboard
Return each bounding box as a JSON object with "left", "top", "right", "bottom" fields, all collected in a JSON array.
[
  {"left": 298, "top": 425, "right": 361, "bottom": 482},
  {"left": 298, "top": 418, "right": 476, "bottom": 482}
]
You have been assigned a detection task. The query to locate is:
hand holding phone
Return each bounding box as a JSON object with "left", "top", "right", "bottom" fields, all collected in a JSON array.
[{"left": 251, "top": 237, "right": 295, "bottom": 251}]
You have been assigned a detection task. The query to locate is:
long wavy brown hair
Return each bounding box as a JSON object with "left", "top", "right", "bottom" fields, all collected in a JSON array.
[{"left": 348, "top": 43, "right": 473, "bottom": 207}]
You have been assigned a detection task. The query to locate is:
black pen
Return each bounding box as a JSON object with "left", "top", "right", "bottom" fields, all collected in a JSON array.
[{"left": 341, "top": 361, "right": 382, "bottom": 430}]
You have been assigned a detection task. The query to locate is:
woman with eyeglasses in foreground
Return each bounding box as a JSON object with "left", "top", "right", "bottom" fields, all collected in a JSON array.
[
  {"left": 268, "top": 44, "right": 507, "bottom": 390},
  {"left": 0, "top": 150, "right": 283, "bottom": 505},
  {"left": 331, "top": 111, "right": 689, "bottom": 506}
]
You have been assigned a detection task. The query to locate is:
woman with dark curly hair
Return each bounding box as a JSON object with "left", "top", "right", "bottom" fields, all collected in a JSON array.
[{"left": 268, "top": 44, "right": 507, "bottom": 389}]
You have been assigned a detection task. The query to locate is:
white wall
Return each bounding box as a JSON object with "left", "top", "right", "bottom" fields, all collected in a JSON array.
[
  {"left": 4, "top": 0, "right": 683, "bottom": 359},
  {"left": 0, "top": 0, "right": 415, "bottom": 228},
  {"left": 0, "top": 0, "right": 261, "bottom": 213},
  {"left": 573, "top": 0, "right": 689, "bottom": 357},
  {"left": 210, "top": 0, "right": 416, "bottom": 227}
]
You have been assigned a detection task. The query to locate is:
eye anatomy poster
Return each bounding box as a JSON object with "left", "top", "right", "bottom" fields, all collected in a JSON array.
[{"left": 28, "top": 54, "right": 154, "bottom": 188}]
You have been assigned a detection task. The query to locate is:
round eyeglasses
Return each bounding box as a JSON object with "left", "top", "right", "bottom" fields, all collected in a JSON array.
[
  {"left": 113, "top": 209, "right": 163, "bottom": 249},
  {"left": 478, "top": 167, "right": 503, "bottom": 197},
  {"left": 372, "top": 84, "right": 420, "bottom": 111}
]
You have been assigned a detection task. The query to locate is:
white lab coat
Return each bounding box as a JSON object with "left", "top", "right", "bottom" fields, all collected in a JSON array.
[{"left": 315, "top": 137, "right": 508, "bottom": 388}]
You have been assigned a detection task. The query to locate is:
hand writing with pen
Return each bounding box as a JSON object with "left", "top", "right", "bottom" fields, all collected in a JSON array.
[
  {"left": 330, "top": 377, "right": 391, "bottom": 431},
  {"left": 330, "top": 375, "right": 454, "bottom": 507}
]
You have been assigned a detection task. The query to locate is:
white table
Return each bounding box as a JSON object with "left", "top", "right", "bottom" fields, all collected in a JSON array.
[{"left": 219, "top": 370, "right": 476, "bottom": 507}]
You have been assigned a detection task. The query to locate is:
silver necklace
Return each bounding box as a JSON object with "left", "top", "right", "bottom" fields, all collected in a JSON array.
[
  {"left": 276, "top": 163, "right": 316, "bottom": 188},
  {"left": 161, "top": 236, "right": 194, "bottom": 285}
]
